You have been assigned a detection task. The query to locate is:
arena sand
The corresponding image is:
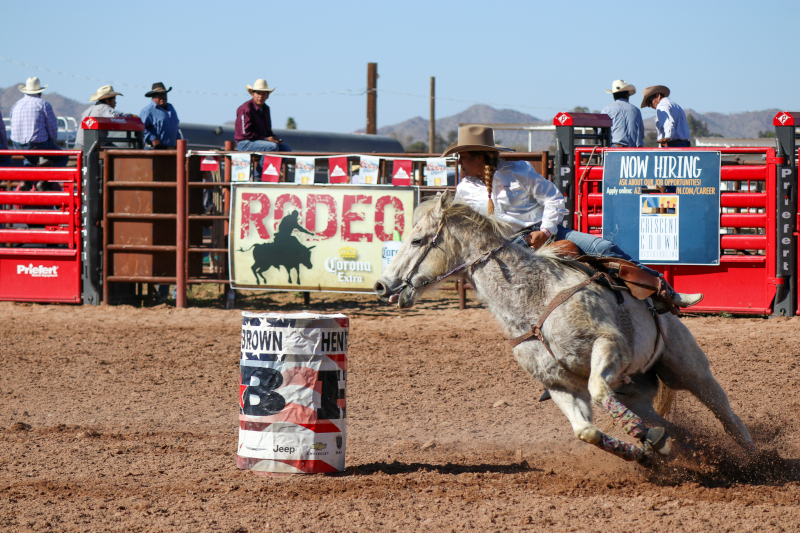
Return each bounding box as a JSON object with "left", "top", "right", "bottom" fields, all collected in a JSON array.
[{"left": 1, "top": 291, "right": 799, "bottom": 532}]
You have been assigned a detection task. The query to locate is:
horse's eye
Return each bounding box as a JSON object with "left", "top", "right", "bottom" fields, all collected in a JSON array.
[{"left": 411, "top": 238, "right": 423, "bottom": 247}]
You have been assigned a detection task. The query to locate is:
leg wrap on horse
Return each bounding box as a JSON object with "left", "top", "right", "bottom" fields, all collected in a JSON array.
[
  {"left": 603, "top": 396, "right": 647, "bottom": 439},
  {"left": 595, "top": 433, "right": 644, "bottom": 462}
]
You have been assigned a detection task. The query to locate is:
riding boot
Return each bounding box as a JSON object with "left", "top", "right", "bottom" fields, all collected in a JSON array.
[{"left": 660, "top": 278, "right": 703, "bottom": 308}]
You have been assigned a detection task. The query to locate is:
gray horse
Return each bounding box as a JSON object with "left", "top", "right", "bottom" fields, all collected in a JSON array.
[{"left": 374, "top": 192, "right": 755, "bottom": 463}]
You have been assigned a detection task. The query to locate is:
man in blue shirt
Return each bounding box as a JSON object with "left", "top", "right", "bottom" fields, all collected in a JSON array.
[
  {"left": 601, "top": 79, "right": 644, "bottom": 148},
  {"left": 139, "top": 82, "right": 181, "bottom": 149}
]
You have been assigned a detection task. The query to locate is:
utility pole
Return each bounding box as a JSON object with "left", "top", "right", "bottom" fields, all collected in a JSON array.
[
  {"left": 429, "top": 77, "right": 435, "bottom": 152},
  {"left": 366, "top": 63, "right": 377, "bottom": 134}
]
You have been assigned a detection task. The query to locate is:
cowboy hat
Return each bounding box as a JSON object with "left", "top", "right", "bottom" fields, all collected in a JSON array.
[
  {"left": 90, "top": 84, "right": 123, "bottom": 102},
  {"left": 640, "top": 85, "right": 670, "bottom": 108},
  {"left": 145, "top": 82, "right": 172, "bottom": 97},
  {"left": 605, "top": 79, "right": 636, "bottom": 96},
  {"left": 19, "top": 77, "right": 47, "bottom": 94},
  {"left": 246, "top": 79, "right": 276, "bottom": 94},
  {"left": 442, "top": 125, "right": 513, "bottom": 157}
]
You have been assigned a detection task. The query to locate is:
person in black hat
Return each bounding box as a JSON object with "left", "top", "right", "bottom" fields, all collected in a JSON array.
[{"left": 139, "top": 82, "right": 182, "bottom": 149}]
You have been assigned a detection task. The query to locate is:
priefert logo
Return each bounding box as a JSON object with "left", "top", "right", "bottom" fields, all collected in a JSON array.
[{"left": 17, "top": 263, "right": 59, "bottom": 278}]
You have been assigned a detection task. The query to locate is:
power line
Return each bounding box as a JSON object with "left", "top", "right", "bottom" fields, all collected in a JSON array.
[
  {"left": 376, "top": 89, "right": 563, "bottom": 112},
  {"left": 0, "top": 56, "right": 559, "bottom": 111}
]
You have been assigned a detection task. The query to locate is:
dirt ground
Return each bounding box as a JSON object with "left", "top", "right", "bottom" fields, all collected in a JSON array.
[{"left": 1, "top": 288, "right": 799, "bottom": 532}]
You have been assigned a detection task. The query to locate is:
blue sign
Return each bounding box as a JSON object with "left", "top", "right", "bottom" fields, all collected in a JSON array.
[{"left": 602, "top": 150, "right": 721, "bottom": 265}]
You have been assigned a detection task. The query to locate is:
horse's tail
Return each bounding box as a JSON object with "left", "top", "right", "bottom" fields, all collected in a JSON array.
[
  {"left": 653, "top": 376, "right": 675, "bottom": 417},
  {"left": 237, "top": 243, "right": 258, "bottom": 253}
]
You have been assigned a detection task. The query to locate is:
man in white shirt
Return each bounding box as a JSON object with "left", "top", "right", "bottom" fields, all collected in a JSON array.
[
  {"left": 75, "top": 85, "right": 131, "bottom": 150},
  {"left": 641, "top": 85, "right": 691, "bottom": 147}
]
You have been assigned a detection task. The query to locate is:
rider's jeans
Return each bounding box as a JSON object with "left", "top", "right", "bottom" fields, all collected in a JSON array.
[{"left": 556, "top": 225, "right": 661, "bottom": 279}]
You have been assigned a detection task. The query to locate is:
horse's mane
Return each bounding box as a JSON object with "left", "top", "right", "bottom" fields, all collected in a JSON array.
[
  {"left": 414, "top": 196, "right": 567, "bottom": 264},
  {"left": 414, "top": 196, "right": 514, "bottom": 240}
]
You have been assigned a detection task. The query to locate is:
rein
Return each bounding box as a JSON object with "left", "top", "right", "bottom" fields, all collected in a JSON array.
[{"left": 403, "top": 222, "right": 537, "bottom": 291}]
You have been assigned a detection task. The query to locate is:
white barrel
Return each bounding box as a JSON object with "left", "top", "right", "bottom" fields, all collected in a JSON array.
[
  {"left": 237, "top": 312, "right": 348, "bottom": 475},
  {"left": 382, "top": 241, "right": 403, "bottom": 273}
]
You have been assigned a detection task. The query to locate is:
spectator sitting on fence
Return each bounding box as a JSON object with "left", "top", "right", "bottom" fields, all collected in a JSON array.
[
  {"left": 139, "top": 82, "right": 181, "bottom": 149},
  {"left": 601, "top": 79, "right": 644, "bottom": 148},
  {"left": 641, "top": 85, "right": 691, "bottom": 147},
  {"left": 235, "top": 79, "right": 291, "bottom": 180},
  {"left": 0, "top": 107, "right": 11, "bottom": 167},
  {"left": 75, "top": 85, "right": 132, "bottom": 151},
  {"left": 10, "top": 77, "right": 69, "bottom": 173}
]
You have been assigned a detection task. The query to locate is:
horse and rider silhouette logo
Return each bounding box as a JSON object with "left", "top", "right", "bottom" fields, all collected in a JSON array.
[{"left": 238, "top": 210, "right": 316, "bottom": 285}]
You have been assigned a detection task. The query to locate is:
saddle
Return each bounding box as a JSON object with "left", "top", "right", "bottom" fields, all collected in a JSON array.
[{"left": 536, "top": 240, "right": 679, "bottom": 316}]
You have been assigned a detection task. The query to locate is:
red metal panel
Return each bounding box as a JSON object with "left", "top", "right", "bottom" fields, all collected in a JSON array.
[
  {"left": 0, "top": 191, "right": 72, "bottom": 206},
  {"left": 554, "top": 112, "right": 612, "bottom": 128},
  {"left": 0, "top": 210, "right": 72, "bottom": 225},
  {"left": 721, "top": 193, "right": 766, "bottom": 208},
  {"left": 719, "top": 214, "right": 767, "bottom": 227},
  {"left": 0, "top": 152, "right": 82, "bottom": 303},
  {"left": 721, "top": 165, "right": 768, "bottom": 181},
  {"left": 773, "top": 111, "right": 800, "bottom": 126},
  {"left": 662, "top": 263, "right": 775, "bottom": 314},
  {"left": 720, "top": 235, "right": 768, "bottom": 249},
  {"left": 81, "top": 116, "right": 144, "bottom": 131},
  {"left": 0, "top": 167, "right": 78, "bottom": 181}
]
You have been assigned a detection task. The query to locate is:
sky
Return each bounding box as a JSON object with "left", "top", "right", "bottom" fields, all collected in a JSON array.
[{"left": 2, "top": 0, "right": 798, "bottom": 133}]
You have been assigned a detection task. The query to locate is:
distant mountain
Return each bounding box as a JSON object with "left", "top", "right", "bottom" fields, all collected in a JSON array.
[
  {"left": 1, "top": 84, "right": 90, "bottom": 119},
  {"left": 362, "top": 105, "right": 554, "bottom": 151},
  {"left": 649, "top": 109, "right": 781, "bottom": 139},
  {"left": 373, "top": 104, "right": 783, "bottom": 152}
]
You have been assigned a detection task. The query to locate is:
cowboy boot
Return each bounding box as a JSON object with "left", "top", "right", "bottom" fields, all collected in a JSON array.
[{"left": 660, "top": 278, "right": 703, "bottom": 308}]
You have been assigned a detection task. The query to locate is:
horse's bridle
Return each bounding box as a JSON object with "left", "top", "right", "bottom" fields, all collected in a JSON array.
[{"left": 400, "top": 219, "right": 537, "bottom": 293}]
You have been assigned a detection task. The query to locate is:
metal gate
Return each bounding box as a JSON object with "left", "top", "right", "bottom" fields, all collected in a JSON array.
[
  {"left": 574, "top": 146, "right": 783, "bottom": 315},
  {"left": 0, "top": 150, "right": 83, "bottom": 303}
]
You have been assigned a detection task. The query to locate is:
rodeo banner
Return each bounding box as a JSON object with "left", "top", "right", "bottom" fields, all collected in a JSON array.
[
  {"left": 602, "top": 150, "right": 721, "bottom": 265},
  {"left": 230, "top": 184, "right": 417, "bottom": 292}
]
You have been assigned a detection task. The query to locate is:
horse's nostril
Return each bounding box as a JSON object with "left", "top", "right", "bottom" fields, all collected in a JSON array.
[{"left": 374, "top": 281, "right": 387, "bottom": 296}]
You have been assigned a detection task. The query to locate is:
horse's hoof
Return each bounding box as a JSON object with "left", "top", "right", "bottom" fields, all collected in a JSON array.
[
  {"left": 643, "top": 427, "right": 671, "bottom": 456},
  {"left": 538, "top": 389, "right": 551, "bottom": 402}
]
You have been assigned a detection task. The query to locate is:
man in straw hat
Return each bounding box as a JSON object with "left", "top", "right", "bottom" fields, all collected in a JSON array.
[
  {"left": 9, "top": 77, "right": 68, "bottom": 169},
  {"left": 641, "top": 85, "right": 691, "bottom": 147},
  {"left": 75, "top": 85, "right": 132, "bottom": 151},
  {"left": 446, "top": 124, "right": 703, "bottom": 308},
  {"left": 139, "top": 82, "right": 181, "bottom": 149},
  {"left": 235, "top": 79, "right": 291, "bottom": 180},
  {"left": 601, "top": 79, "right": 644, "bottom": 148}
]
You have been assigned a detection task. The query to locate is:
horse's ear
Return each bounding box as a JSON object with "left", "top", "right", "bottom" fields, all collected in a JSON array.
[{"left": 435, "top": 190, "right": 453, "bottom": 213}]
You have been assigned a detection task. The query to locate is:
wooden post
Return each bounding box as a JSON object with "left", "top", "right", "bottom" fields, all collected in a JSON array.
[
  {"left": 176, "top": 139, "right": 188, "bottom": 308},
  {"left": 366, "top": 63, "right": 377, "bottom": 134},
  {"left": 429, "top": 77, "right": 435, "bottom": 152}
]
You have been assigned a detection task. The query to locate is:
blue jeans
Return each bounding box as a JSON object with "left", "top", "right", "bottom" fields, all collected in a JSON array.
[
  {"left": 12, "top": 140, "right": 69, "bottom": 167},
  {"left": 556, "top": 226, "right": 660, "bottom": 278},
  {"left": 237, "top": 139, "right": 292, "bottom": 181}
]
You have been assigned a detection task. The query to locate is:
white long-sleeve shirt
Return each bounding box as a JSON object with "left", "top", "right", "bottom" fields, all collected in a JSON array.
[
  {"left": 454, "top": 159, "right": 568, "bottom": 234},
  {"left": 655, "top": 97, "right": 690, "bottom": 142}
]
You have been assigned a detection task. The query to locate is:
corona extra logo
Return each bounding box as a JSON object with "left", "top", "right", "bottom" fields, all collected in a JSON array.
[
  {"left": 339, "top": 246, "right": 358, "bottom": 259},
  {"left": 556, "top": 113, "right": 570, "bottom": 125},
  {"left": 360, "top": 161, "right": 378, "bottom": 172},
  {"left": 776, "top": 112, "right": 790, "bottom": 125}
]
